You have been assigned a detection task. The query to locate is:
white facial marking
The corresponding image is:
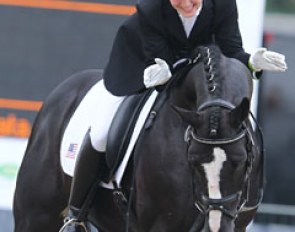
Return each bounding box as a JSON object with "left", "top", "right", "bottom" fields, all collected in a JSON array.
[{"left": 202, "top": 147, "right": 227, "bottom": 232}]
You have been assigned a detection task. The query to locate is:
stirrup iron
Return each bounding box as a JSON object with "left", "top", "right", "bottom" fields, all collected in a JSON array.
[{"left": 59, "top": 217, "right": 88, "bottom": 232}]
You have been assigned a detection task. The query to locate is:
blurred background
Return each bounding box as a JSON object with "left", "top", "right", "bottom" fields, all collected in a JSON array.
[{"left": 0, "top": 0, "right": 294, "bottom": 231}]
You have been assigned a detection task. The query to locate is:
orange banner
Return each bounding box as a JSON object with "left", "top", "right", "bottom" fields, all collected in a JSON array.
[
  {"left": 0, "top": 113, "right": 32, "bottom": 138},
  {"left": 0, "top": 0, "right": 136, "bottom": 15},
  {"left": 0, "top": 98, "right": 43, "bottom": 111}
]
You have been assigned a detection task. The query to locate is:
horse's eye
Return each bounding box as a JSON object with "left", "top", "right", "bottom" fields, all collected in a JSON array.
[
  {"left": 188, "top": 152, "right": 214, "bottom": 165},
  {"left": 228, "top": 152, "right": 247, "bottom": 167}
]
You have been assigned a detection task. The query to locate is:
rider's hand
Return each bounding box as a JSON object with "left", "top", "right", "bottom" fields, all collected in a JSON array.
[
  {"left": 143, "top": 58, "right": 172, "bottom": 88},
  {"left": 249, "top": 48, "right": 287, "bottom": 72}
]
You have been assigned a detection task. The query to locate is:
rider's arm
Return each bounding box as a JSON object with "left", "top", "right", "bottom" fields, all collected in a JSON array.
[
  {"left": 213, "top": 0, "right": 250, "bottom": 67},
  {"left": 137, "top": 6, "right": 174, "bottom": 68},
  {"left": 214, "top": 0, "right": 287, "bottom": 77}
]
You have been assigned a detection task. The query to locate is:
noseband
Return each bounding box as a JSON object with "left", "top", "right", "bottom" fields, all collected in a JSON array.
[{"left": 185, "top": 99, "right": 263, "bottom": 230}]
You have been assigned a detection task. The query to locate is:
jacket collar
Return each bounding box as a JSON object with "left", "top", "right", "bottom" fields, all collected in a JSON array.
[
  {"left": 164, "top": 0, "right": 213, "bottom": 43},
  {"left": 188, "top": 0, "right": 213, "bottom": 40}
]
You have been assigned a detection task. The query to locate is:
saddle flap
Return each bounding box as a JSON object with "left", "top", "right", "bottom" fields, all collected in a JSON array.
[{"left": 106, "top": 90, "right": 152, "bottom": 177}]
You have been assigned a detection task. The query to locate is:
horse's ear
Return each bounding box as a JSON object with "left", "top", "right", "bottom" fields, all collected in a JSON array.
[
  {"left": 230, "top": 98, "right": 250, "bottom": 128},
  {"left": 170, "top": 104, "right": 201, "bottom": 126}
]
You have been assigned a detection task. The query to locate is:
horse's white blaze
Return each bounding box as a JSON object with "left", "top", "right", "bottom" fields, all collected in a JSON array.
[{"left": 202, "top": 147, "right": 227, "bottom": 232}]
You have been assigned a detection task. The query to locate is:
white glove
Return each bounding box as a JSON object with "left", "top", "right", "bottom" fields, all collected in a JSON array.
[
  {"left": 249, "top": 48, "right": 287, "bottom": 72},
  {"left": 143, "top": 58, "right": 172, "bottom": 88}
]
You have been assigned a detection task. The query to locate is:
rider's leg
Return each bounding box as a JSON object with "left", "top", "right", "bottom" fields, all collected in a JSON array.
[
  {"left": 59, "top": 81, "right": 124, "bottom": 232},
  {"left": 60, "top": 130, "right": 106, "bottom": 232}
]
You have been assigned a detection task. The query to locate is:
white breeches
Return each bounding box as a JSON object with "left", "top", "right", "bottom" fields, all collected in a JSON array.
[{"left": 89, "top": 80, "right": 125, "bottom": 152}]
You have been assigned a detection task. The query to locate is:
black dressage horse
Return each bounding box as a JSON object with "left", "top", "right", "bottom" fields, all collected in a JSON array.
[{"left": 13, "top": 45, "right": 264, "bottom": 232}]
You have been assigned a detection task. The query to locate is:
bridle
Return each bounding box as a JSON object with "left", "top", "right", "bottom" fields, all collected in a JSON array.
[
  {"left": 185, "top": 99, "right": 249, "bottom": 145},
  {"left": 185, "top": 98, "right": 264, "bottom": 231}
]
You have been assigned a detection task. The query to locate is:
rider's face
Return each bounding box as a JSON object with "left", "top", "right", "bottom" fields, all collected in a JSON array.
[{"left": 170, "top": 0, "right": 203, "bottom": 17}]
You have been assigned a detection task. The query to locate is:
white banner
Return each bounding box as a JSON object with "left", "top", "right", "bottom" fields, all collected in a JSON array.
[
  {"left": 237, "top": 0, "right": 266, "bottom": 116},
  {"left": 0, "top": 137, "right": 27, "bottom": 210}
]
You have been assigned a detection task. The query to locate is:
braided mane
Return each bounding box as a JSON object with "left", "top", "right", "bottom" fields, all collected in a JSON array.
[{"left": 199, "top": 46, "right": 223, "bottom": 137}]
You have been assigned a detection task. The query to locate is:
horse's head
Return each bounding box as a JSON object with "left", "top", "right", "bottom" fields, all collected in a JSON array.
[{"left": 171, "top": 45, "right": 254, "bottom": 231}]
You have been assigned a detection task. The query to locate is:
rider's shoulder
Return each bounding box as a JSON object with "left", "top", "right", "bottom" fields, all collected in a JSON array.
[
  {"left": 137, "top": 0, "right": 162, "bottom": 13},
  {"left": 214, "top": 0, "right": 238, "bottom": 12}
]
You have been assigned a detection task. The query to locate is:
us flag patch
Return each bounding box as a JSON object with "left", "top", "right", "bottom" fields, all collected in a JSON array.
[{"left": 66, "top": 143, "right": 78, "bottom": 159}]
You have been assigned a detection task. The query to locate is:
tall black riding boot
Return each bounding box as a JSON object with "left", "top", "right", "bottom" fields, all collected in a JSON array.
[{"left": 59, "top": 129, "right": 107, "bottom": 232}]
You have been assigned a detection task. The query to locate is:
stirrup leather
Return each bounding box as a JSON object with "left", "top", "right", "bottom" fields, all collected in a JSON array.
[{"left": 59, "top": 217, "right": 88, "bottom": 232}]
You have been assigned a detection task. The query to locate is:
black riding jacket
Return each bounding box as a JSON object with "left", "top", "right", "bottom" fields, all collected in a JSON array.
[{"left": 104, "top": 0, "right": 250, "bottom": 96}]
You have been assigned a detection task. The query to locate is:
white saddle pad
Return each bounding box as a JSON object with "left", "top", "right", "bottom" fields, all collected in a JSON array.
[{"left": 60, "top": 81, "right": 158, "bottom": 188}]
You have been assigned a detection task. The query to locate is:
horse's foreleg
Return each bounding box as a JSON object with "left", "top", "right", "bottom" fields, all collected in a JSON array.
[{"left": 235, "top": 210, "right": 257, "bottom": 232}]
